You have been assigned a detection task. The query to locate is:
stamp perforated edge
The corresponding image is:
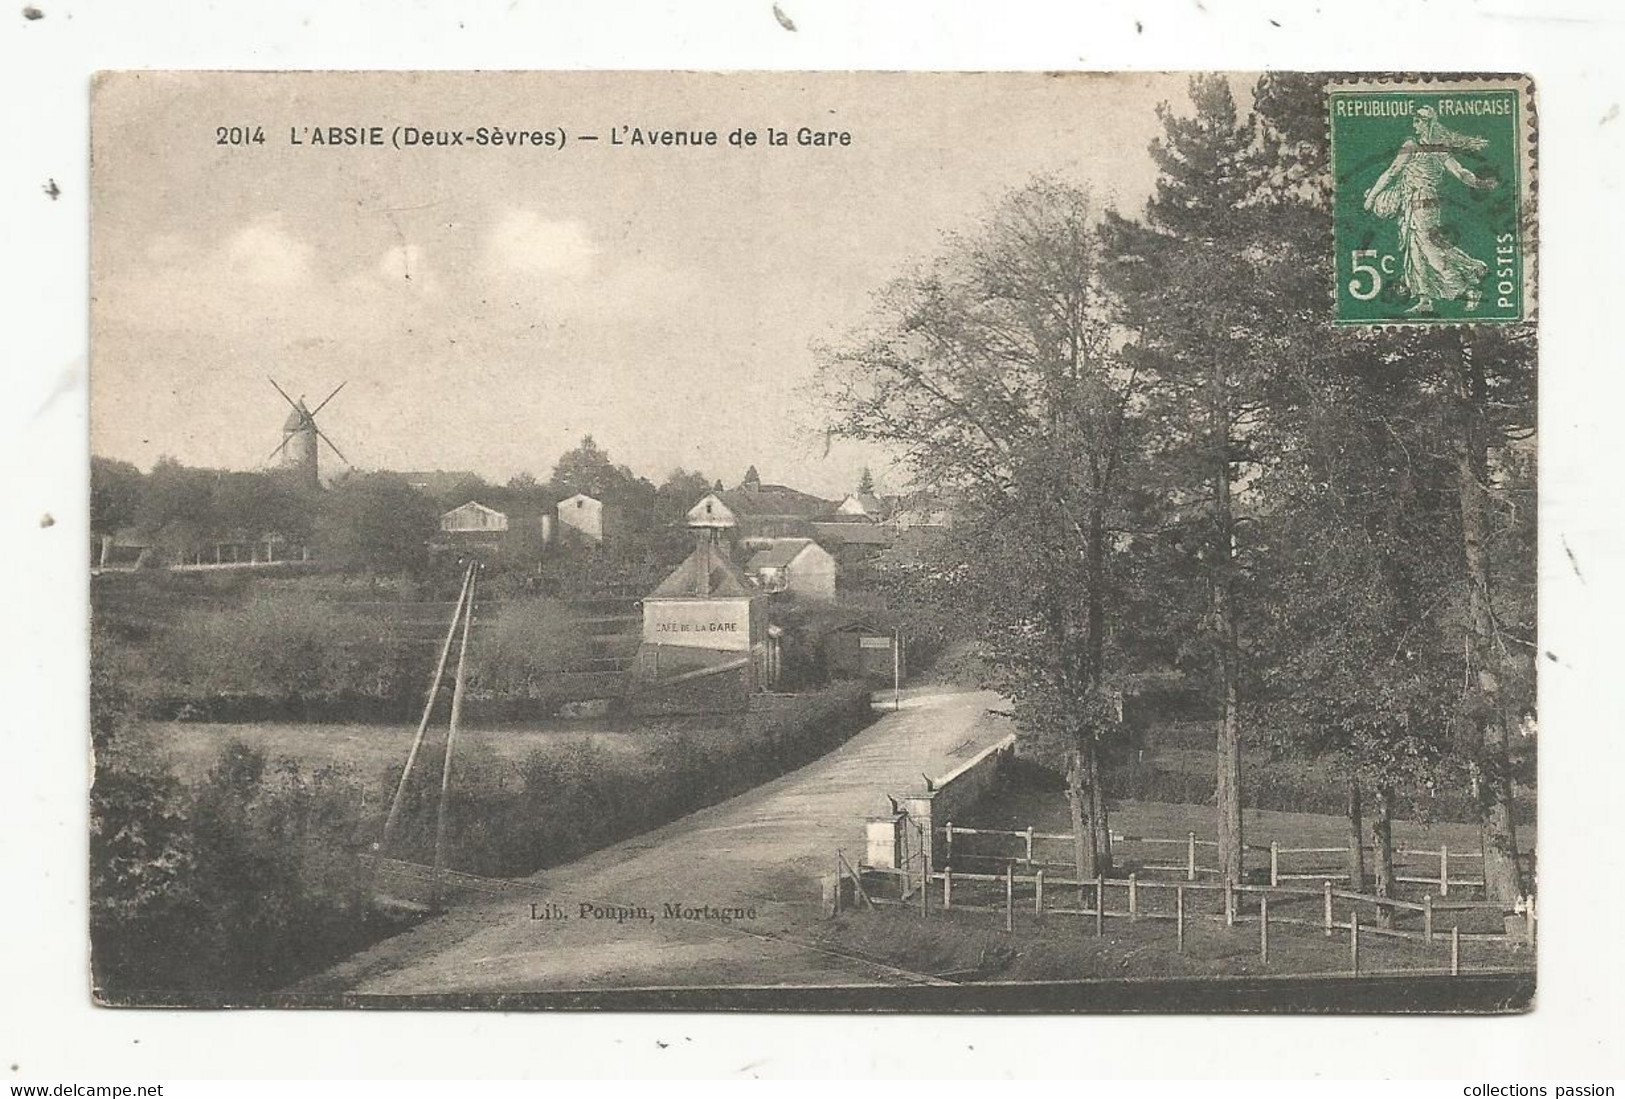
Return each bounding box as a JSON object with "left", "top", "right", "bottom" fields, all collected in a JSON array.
[{"left": 1324, "top": 72, "right": 1538, "bottom": 331}]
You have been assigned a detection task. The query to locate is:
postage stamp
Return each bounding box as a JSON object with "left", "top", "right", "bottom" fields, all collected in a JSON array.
[{"left": 1330, "top": 80, "right": 1531, "bottom": 325}]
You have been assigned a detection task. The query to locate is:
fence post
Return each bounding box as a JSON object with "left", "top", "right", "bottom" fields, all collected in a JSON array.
[
  {"left": 833, "top": 852, "right": 842, "bottom": 916},
  {"left": 1260, "top": 894, "right": 1270, "bottom": 963},
  {"left": 1004, "top": 863, "right": 1014, "bottom": 933},
  {"left": 943, "top": 821, "right": 953, "bottom": 867},
  {"left": 1095, "top": 873, "right": 1104, "bottom": 937},
  {"left": 1035, "top": 869, "right": 1045, "bottom": 920},
  {"left": 1129, "top": 873, "right": 1139, "bottom": 921},
  {"left": 943, "top": 865, "right": 952, "bottom": 910},
  {"left": 1270, "top": 842, "right": 1280, "bottom": 888},
  {"left": 1451, "top": 925, "right": 1461, "bottom": 976},
  {"left": 1440, "top": 844, "right": 1449, "bottom": 897},
  {"left": 1423, "top": 893, "right": 1434, "bottom": 943},
  {"left": 1350, "top": 910, "right": 1361, "bottom": 976},
  {"left": 1224, "top": 879, "right": 1235, "bottom": 927},
  {"left": 1525, "top": 893, "right": 1537, "bottom": 946},
  {"left": 1187, "top": 832, "right": 1197, "bottom": 881},
  {"left": 1176, "top": 886, "right": 1186, "bottom": 953},
  {"left": 1323, "top": 880, "right": 1333, "bottom": 937},
  {"left": 1025, "top": 826, "right": 1035, "bottom": 869},
  {"left": 922, "top": 854, "right": 931, "bottom": 918}
]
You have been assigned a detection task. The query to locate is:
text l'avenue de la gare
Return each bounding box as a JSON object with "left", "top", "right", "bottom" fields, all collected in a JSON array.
[{"left": 214, "top": 124, "right": 854, "bottom": 151}]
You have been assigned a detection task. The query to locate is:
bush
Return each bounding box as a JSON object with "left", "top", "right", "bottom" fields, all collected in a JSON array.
[
  {"left": 382, "top": 681, "right": 877, "bottom": 878},
  {"left": 1102, "top": 757, "right": 1535, "bottom": 825},
  {"left": 140, "top": 590, "right": 429, "bottom": 718},
  {"left": 467, "top": 598, "right": 594, "bottom": 700},
  {"left": 90, "top": 741, "right": 411, "bottom": 996}
]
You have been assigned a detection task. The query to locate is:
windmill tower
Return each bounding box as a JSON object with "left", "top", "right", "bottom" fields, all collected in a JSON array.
[{"left": 267, "top": 377, "right": 351, "bottom": 489}]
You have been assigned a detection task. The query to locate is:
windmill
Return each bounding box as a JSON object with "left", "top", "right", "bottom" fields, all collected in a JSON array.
[{"left": 267, "top": 376, "right": 352, "bottom": 490}]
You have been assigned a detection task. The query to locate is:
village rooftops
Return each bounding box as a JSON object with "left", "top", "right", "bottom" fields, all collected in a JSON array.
[
  {"left": 745, "top": 537, "right": 819, "bottom": 570},
  {"left": 810, "top": 521, "right": 894, "bottom": 546}
]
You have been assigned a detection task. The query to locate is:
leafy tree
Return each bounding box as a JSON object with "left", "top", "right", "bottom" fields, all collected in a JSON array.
[
  {"left": 656, "top": 468, "right": 713, "bottom": 525},
  {"left": 550, "top": 435, "right": 619, "bottom": 497},
  {"left": 135, "top": 456, "right": 221, "bottom": 564},
  {"left": 819, "top": 177, "right": 1148, "bottom": 876},
  {"left": 91, "top": 456, "right": 145, "bottom": 565},
  {"left": 90, "top": 457, "right": 143, "bottom": 536},
  {"left": 313, "top": 472, "right": 438, "bottom": 575}
]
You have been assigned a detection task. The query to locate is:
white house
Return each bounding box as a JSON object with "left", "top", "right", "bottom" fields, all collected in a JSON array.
[
  {"left": 834, "top": 493, "right": 887, "bottom": 520},
  {"left": 440, "top": 500, "right": 509, "bottom": 533},
  {"left": 557, "top": 492, "right": 615, "bottom": 543},
  {"left": 745, "top": 538, "right": 837, "bottom": 602},
  {"left": 685, "top": 492, "right": 738, "bottom": 530}
]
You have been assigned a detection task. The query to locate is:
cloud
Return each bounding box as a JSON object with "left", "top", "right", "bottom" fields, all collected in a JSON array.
[
  {"left": 484, "top": 211, "right": 598, "bottom": 277},
  {"left": 221, "top": 221, "right": 313, "bottom": 287},
  {"left": 372, "top": 244, "right": 438, "bottom": 293}
]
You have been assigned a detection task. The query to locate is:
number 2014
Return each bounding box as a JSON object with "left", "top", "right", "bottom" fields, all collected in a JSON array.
[
  {"left": 1348, "top": 249, "right": 1398, "bottom": 301},
  {"left": 216, "top": 126, "right": 266, "bottom": 146}
]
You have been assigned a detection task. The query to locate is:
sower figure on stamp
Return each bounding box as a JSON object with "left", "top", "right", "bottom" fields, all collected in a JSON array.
[{"left": 1363, "top": 105, "right": 1500, "bottom": 315}]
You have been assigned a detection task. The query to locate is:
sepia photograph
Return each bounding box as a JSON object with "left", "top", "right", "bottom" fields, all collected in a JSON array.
[{"left": 86, "top": 70, "right": 1538, "bottom": 1013}]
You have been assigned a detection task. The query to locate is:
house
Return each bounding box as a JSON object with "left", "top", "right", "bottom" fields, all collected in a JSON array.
[
  {"left": 635, "top": 533, "right": 773, "bottom": 711},
  {"left": 823, "top": 619, "right": 906, "bottom": 684},
  {"left": 745, "top": 538, "right": 837, "bottom": 602},
  {"left": 685, "top": 492, "right": 737, "bottom": 531},
  {"left": 684, "top": 477, "right": 833, "bottom": 545},
  {"left": 441, "top": 500, "right": 509, "bottom": 533},
  {"left": 432, "top": 500, "right": 553, "bottom": 560},
  {"left": 557, "top": 492, "right": 617, "bottom": 543},
  {"left": 399, "top": 470, "right": 480, "bottom": 498},
  {"left": 834, "top": 493, "right": 889, "bottom": 521},
  {"left": 810, "top": 520, "right": 895, "bottom": 565}
]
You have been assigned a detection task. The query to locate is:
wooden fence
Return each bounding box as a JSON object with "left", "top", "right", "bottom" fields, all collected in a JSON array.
[
  {"left": 837, "top": 822, "right": 1536, "bottom": 977},
  {"left": 936, "top": 822, "right": 1522, "bottom": 897},
  {"left": 837, "top": 856, "right": 1535, "bottom": 977}
]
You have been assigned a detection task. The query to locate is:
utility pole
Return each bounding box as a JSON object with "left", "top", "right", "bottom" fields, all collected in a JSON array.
[{"left": 432, "top": 563, "right": 478, "bottom": 911}]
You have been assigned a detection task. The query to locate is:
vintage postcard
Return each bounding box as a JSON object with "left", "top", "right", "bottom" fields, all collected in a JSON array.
[{"left": 89, "top": 71, "right": 1537, "bottom": 1012}]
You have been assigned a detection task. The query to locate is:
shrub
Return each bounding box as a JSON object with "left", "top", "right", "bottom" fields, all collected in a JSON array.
[
  {"left": 380, "top": 680, "right": 877, "bottom": 879},
  {"left": 467, "top": 598, "right": 594, "bottom": 700},
  {"left": 90, "top": 740, "right": 408, "bottom": 996}
]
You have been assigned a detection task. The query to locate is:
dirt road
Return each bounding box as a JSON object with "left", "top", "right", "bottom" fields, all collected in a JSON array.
[{"left": 305, "top": 687, "right": 1013, "bottom": 994}]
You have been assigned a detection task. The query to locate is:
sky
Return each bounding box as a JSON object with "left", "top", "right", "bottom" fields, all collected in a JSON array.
[{"left": 91, "top": 71, "right": 1236, "bottom": 498}]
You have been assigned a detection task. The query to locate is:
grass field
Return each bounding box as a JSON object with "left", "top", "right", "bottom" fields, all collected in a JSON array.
[
  {"left": 812, "top": 903, "right": 1531, "bottom": 985},
  {"left": 134, "top": 718, "right": 656, "bottom": 784},
  {"left": 823, "top": 776, "right": 1538, "bottom": 981}
]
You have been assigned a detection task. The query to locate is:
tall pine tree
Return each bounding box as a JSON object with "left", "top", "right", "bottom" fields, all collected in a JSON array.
[{"left": 1102, "top": 76, "right": 1283, "bottom": 882}]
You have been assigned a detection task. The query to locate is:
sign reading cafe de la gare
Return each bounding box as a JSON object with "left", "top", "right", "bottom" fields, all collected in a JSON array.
[
  {"left": 1330, "top": 80, "right": 1530, "bottom": 326},
  {"left": 642, "top": 600, "right": 753, "bottom": 651}
]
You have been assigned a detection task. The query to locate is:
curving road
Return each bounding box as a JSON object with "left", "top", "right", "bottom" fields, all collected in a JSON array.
[{"left": 303, "top": 686, "right": 1013, "bottom": 994}]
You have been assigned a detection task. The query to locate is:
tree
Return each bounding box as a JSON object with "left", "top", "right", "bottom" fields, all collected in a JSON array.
[
  {"left": 312, "top": 473, "right": 439, "bottom": 575},
  {"left": 135, "top": 456, "right": 221, "bottom": 565},
  {"left": 656, "top": 468, "right": 713, "bottom": 526},
  {"left": 550, "top": 435, "right": 618, "bottom": 497},
  {"left": 819, "top": 177, "right": 1148, "bottom": 876},
  {"left": 1101, "top": 76, "right": 1280, "bottom": 883},
  {"left": 856, "top": 466, "right": 876, "bottom": 496},
  {"left": 1246, "top": 73, "right": 1536, "bottom": 915},
  {"left": 741, "top": 465, "right": 761, "bottom": 490},
  {"left": 91, "top": 456, "right": 144, "bottom": 565},
  {"left": 213, "top": 471, "right": 313, "bottom": 553}
]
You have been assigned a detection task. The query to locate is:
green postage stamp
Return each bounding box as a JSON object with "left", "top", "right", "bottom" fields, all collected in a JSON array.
[{"left": 1330, "top": 80, "right": 1532, "bottom": 326}]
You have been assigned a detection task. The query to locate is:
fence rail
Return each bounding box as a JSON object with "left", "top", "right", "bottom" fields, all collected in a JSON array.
[
  {"left": 935, "top": 822, "right": 1529, "bottom": 897},
  {"left": 845, "top": 857, "right": 1535, "bottom": 978}
]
